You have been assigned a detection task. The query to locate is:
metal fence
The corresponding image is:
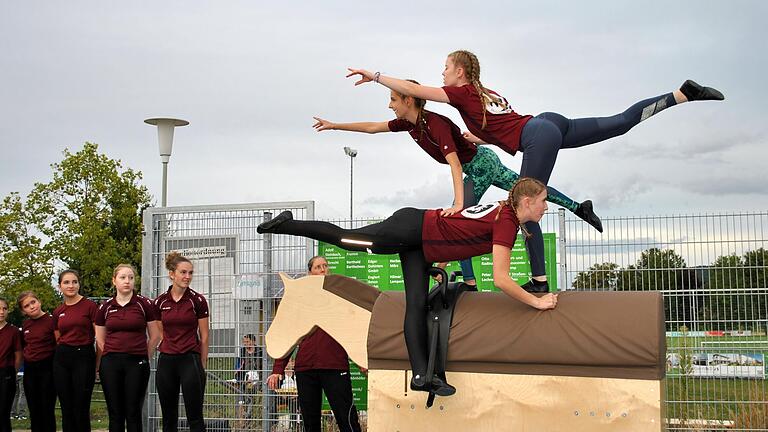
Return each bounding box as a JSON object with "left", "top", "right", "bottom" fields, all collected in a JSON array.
[{"left": 142, "top": 204, "right": 767, "bottom": 431}]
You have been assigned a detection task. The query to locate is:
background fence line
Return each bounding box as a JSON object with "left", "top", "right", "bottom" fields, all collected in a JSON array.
[{"left": 141, "top": 204, "right": 767, "bottom": 431}]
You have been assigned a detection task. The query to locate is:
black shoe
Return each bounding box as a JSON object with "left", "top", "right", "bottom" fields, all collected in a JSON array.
[
  {"left": 680, "top": 79, "right": 724, "bottom": 101},
  {"left": 574, "top": 200, "right": 603, "bottom": 233},
  {"left": 257, "top": 210, "right": 293, "bottom": 234},
  {"left": 410, "top": 375, "right": 457, "bottom": 396},
  {"left": 521, "top": 278, "right": 549, "bottom": 293}
]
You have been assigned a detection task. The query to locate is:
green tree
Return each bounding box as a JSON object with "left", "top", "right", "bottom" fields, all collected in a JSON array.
[
  {"left": 617, "top": 248, "right": 696, "bottom": 330},
  {"left": 572, "top": 262, "right": 620, "bottom": 290},
  {"left": 0, "top": 193, "right": 59, "bottom": 324},
  {"left": 25, "top": 142, "right": 151, "bottom": 298}
]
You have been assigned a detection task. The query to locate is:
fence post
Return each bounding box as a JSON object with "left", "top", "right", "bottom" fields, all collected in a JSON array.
[
  {"left": 262, "top": 212, "right": 274, "bottom": 432},
  {"left": 558, "top": 208, "right": 567, "bottom": 291}
]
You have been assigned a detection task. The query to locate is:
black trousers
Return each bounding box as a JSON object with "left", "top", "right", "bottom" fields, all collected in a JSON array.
[
  {"left": 24, "top": 356, "right": 56, "bottom": 432},
  {"left": 0, "top": 367, "right": 16, "bottom": 432},
  {"left": 54, "top": 344, "right": 96, "bottom": 432},
  {"left": 295, "top": 370, "right": 360, "bottom": 432},
  {"left": 100, "top": 353, "right": 150, "bottom": 432},
  {"left": 271, "top": 208, "right": 431, "bottom": 375},
  {"left": 156, "top": 352, "right": 206, "bottom": 432}
]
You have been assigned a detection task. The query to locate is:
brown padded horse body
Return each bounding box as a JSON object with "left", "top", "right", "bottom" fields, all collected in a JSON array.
[{"left": 321, "top": 274, "right": 665, "bottom": 381}]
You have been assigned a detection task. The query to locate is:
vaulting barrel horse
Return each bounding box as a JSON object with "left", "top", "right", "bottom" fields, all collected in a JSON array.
[{"left": 266, "top": 272, "right": 665, "bottom": 432}]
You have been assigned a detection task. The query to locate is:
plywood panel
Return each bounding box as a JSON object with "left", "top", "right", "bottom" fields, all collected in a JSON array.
[
  {"left": 368, "top": 370, "right": 663, "bottom": 432},
  {"left": 265, "top": 274, "right": 371, "bottom": 369}
]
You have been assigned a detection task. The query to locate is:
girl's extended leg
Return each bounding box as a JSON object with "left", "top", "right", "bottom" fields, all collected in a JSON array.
[
  {"left": 259, "top": 208, "right": 424, "bottom": 254},
  {"left": 538, "top": 93, "right": 678, "bottom": 150}
]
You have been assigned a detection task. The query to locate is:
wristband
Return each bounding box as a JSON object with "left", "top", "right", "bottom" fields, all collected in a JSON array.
[{"left": 373, "top": 71, "right": 381, "bottom": 83}]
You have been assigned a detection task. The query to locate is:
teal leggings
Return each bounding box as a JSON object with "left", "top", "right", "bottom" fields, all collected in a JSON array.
[{"left": 456, "top": 146, "right": 579, "bottom": 281}]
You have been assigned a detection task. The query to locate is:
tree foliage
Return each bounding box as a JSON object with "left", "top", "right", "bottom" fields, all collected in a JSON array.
[{"left": 0, "top": 142, "right": 151, "bottom": 315}]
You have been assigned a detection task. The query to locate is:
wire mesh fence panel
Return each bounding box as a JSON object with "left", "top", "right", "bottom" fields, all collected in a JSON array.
[
  {"left": 142, "top": 204, "right": 767, "bottom": 431},
  {"left": 564, "top": 211, "right": 768, "bottom": 431}
]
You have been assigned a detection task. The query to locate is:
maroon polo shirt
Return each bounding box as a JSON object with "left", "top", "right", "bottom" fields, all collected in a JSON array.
[
  {"left": 443, "top": 84, "right": 532, "bottom": 156},
  {"left": 155, "top": 287, "right": 209, "bottom": 354},
  {"left": 0, "top": 324, "right": 22, "bottom": 368},
  {"left": 388, "top": 111, "right": 478, "bottom": 164},
  {"left": 96, "top": 294, "right": 159, "bottom": 356},
  {"left": 421, "top": 202, "right": 520, "bottom": 263},
  {"left": 52, "top": 297, "right": 98, "bottom": 346},
  {"left": 271, "top": 328, "right": 350, "bottom": 374},
  {"left": 22, "top": 314, "right": 56, "bottom": 362}
]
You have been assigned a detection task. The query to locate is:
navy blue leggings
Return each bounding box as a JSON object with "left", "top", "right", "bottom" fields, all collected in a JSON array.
[{"left": 520, "top": 93, "right": 677, "bottom": 276}]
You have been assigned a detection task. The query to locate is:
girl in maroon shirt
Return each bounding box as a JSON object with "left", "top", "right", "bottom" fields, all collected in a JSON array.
[
  {"left": 0, "top": 298, "right": 22, "bottom": 432},
  {"left": 313, "top": 85, "right": 601, "bottom": 288},
  {"left": 17, "top": 291, "right": 57, "bottom": 432},
  {"left": 52, "top": 269, "right": 99, "bottom": 432},
  {"left": 258, "top": 178, "right": 558, "bottom": 396},
  {"left": 346, "top": 51, "right": 724, "bottom": 292},
  {"left": 95, "top": 264, "right": 161, "bottom": 432},
  {"left": 266, "top": 257, "right": 362, "bottom": 432},
  {"left": 154, "top": 252, "right": 209, "bottom": 432}
]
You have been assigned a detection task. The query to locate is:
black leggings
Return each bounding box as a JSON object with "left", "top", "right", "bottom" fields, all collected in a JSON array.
[
  {"left": 270, "top": 208, "right": 432, "bottom": 375},
  {"left": 24, "top": 356, "right": 57, "bottom": 432},
  {"left": 295, "top": 370, "right": 361, "bottom": 432},
  {"left": 0, "top": 367, "right": 15, "bottom": 432},
  {"left": 519, "top": 93, "right": 678, "bottom": 276},
  {"left": 54, "top": 344, "right": 96, "bottom": 432},
  {"left": 156, "top": 352, "right": 206, "bottom": 432},
  {"left": 100, "top": 353, "right": 151, "bottom": 432}
]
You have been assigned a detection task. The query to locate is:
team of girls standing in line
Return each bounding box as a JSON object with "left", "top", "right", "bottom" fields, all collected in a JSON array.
[
  {"left": 346, "top": 49, "right": 724, "bottom": 292},
  {"left": 312, "top": 82, "right": 601, "bottom": 289},
  {"left": 258, "top": 177, "right": 559, "bottom": 395},
  {"left": 2, "top": 253, "right": 210, "bottom": 432},
  {"left": 0, "top": 298, "right": 22, "bottom": 432}
]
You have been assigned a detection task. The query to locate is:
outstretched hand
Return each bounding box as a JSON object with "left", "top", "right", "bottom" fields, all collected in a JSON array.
[
  {"left": 535, "top": 293, "right": 558, "bottom": 310},
  {"left": 346, "top": 68, "right": 374, "bottom": 86},
  {"left": 312, "top": 117, "right": 335, "bottom": 132}
]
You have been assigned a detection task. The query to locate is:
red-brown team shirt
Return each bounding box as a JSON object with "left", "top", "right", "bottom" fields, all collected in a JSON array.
[
  {"left": 155, "top": 287, "right": 209, "bottom": 355},
  {"left": 21, "top": 314, "right": 56, "bottom": 362},
  {"left": 421, "top": 202, "right": 520, "bottom": 263},
  {"left": 271, "top": 328, "right": 350, "bottom": 374},
  {"left": 52, "top": 297, "right": 98, "bottom": 346},
  {"left": 388, "top": 111, "right": 478, "bottom": 164},
  {"left": 442, "top": 84, "right": 532, "bottom": 155},
  {"left": 95, "top": 294, "right": 159, "bottom": 356},
  {"left": 0, "top": 324, "right": 22, "bottom": 368}
]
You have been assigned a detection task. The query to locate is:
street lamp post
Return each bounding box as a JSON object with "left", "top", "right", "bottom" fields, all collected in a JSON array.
[
  {"left": 144, "top": 117, "right": 189, "bottom": 207},
  {"left": 343, "top": 147, "right": 357, "bottom": 220}
]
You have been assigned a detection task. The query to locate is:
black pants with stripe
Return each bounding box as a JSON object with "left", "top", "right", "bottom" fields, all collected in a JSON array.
[
  {"left": 24, "top": 356, "right": 57, "bottom": 432},
  {"left": 268, "top": 208, "right": 432, "bottom": 376},
  {"left": 156, "top": 352, "right": 206, "bottom": 432},
  {"left": 100, "top": 353, "right": 150, "bottom": 432},
  {"left": 54, "top": 344, "right": 96, "bottom": 432},
  {"left": 295, "top": 369, "right": 360, "bottom": 432}
]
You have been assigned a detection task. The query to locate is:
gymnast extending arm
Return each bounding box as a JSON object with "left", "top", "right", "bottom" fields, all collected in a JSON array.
[
  {"left": 346, "top": 68, "right": 451, "bottom": 103},
  {"left": 492, "top": 244, "right": 557, "bottom": 310},
  {"left": 312, "top": 116, "right": 390, "bottom": 134}
]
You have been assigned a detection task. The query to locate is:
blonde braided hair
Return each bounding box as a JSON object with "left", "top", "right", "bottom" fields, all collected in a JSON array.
[
  {"left": 448, "top": 50, "right": 508, "bottom": 129},
  {"left": 496, "top": 177, "right": 547, "bottom": 238}
]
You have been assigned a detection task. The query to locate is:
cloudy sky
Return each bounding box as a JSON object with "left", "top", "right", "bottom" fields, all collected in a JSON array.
[{"left": 1, "top": 1, "right": 766, "bottom": 220}]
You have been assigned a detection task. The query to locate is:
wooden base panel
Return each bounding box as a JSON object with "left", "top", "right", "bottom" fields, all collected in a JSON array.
[{"left": 368, "top": 370, "right": 663, "bottom": 432}]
